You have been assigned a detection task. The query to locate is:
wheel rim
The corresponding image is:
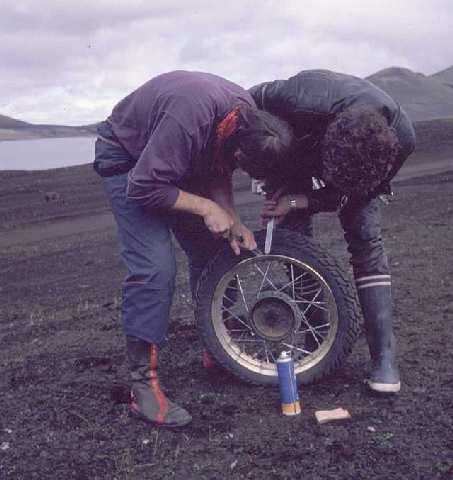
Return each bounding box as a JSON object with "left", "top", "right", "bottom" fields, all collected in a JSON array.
[{"left": 210, "top": 254, "right": 338, "bottom": 378}]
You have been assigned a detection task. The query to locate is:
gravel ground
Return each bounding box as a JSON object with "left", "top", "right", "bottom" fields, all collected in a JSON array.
[{"left": 0, "top": 166, "right": 452, "bottom": 480}]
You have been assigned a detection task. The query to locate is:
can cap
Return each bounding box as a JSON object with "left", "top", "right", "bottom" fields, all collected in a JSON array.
[{"left": 279, "top": 350, "right": 292, "bottom": 360}]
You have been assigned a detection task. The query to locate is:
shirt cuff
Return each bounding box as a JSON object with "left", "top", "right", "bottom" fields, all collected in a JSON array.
[{"left": 127, "top": 175, "right": 180, "bottom": 209}]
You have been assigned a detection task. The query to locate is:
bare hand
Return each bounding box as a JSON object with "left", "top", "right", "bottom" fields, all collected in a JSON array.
[
  {"left": 203, "top": 202, "right": 234, "bottom": 237},
  {"left": 261, "top": 193, "right": 308, "bottom": 225},
  {"left": 229, "top": 223, "right": 257, "bottom": 255},
  {"left": 262, "top": 196, "right": 291, "bottom": 219},
  {"left": 266, "top": 187, "right": 286, "bottom": 201},
  {"left": 261, "top": 188, "right": 288, "bottom": 225},
  {"left": 261, "top": 195, "right": 291, "bottom": 225}
]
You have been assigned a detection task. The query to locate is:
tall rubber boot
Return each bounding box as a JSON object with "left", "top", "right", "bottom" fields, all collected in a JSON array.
[
  {"left": 356, "top": 279, "right": 401, "bottom": 393},
  {"left": 126, "top": 336, "right": 192, "bottom": 427}
]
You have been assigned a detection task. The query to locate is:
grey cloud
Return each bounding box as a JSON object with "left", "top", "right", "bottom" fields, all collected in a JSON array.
[
  {"left": 0, "top": 1, "right": 205, "bottom": 34},
  {"left": 1, "top": 0, "right": 452, "bottom": 124}
]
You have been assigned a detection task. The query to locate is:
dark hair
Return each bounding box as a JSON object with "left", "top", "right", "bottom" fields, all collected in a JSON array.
[
  {"left": 228, "top": 106, "right": 294, "bottom": 179},
  {"left": 321, "top": 107, "right": 401, "bottom": 196}
]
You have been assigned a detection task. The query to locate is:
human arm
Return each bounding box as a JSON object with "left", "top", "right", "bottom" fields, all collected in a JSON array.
[
  {"left": 209, "top": 173, "right": 257, "bottom": 254},
  {"left": 261, "top": 185, "right": 344, "bottom": 223},
  {"left": 126, "top": 114, "right": 196, "bottom": 209},
  {"left": 261, "top": 191, "right": 309, "bottom": 224},
  {"left": 126, "top": 113, "right": 240, "bottom": 246},
  {"left": 172, "top": 189, "right": 235, "bottom": 238}
]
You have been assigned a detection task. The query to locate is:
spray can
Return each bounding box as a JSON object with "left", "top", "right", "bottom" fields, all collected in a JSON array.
[{"left": 277, "top": 351, "right": 301, "bottom": 416}]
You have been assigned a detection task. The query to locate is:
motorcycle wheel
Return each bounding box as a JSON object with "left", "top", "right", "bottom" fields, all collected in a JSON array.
[{"left": 195, "top": 228, "right": 360, "bottom": 385}]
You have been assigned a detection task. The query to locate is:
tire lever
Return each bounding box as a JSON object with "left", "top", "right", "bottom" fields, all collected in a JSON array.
[{"left": 264, "top": 217, "right": 275, "bottom": 254}]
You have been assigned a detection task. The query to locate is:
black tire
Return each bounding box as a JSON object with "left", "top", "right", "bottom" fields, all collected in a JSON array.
[{"left": 195, "top": 228, "right": 361, "bottom": 385}]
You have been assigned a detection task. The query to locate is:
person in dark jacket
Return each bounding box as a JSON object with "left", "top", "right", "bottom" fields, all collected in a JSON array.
[
  {"left": 248, "top": 69, "right": 416, "bottom": 394},
  {"left": 93, "top": 70, "right": 293, "bottom": 427}
]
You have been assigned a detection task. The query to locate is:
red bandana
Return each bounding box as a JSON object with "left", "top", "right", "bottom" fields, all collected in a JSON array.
[{"left": 212, "top": 106, "right": 241, "bottom": 175}]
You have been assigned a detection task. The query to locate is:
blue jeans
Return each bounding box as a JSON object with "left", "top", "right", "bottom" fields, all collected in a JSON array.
[{"left": 103, "top": 172, "right": 222, "bottom": 345}]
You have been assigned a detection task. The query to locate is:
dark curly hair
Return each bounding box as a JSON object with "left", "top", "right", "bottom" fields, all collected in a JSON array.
[
  {"left": 229, "top": 106, "right": 294, "bottom": 180},
  {"left": 321, "top": 107, "right": 401, "bottom": 196}
]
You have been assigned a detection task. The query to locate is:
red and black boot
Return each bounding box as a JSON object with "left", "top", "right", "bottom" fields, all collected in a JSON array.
[{"left": 126, "top": 336, "right": 192, "bottom": 427}]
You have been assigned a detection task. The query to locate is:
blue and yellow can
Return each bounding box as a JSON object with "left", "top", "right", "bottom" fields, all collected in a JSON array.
[{"left": 277, "top": 351, "right": 301, "bottom": 416}]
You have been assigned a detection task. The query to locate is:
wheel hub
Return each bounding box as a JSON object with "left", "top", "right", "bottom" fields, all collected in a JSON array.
[{"left": 249, "top": 291, "right": 302, "bottom": 342}]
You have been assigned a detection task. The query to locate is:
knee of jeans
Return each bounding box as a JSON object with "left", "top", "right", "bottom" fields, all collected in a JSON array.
[
  {"left": 347, "top": 233, "right": 383, "bottom": 254},
  {"left": 349, "top": 238, "right": 389, "bottom": 275},
  {"left": 344, "top": 216, "right": 382, "bottom": 245},
  {"left": 125, "top": 259, "right": 176, "bottom": 291}
]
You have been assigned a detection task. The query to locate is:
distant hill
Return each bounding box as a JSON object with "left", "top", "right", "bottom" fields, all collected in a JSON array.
[
  {"left": 367, "top": 67, "right": 453, "bottom": 121},
  {"left": 3, "top": 64, "right": 453, "bottom": 140},
  {"left": 0, "top": 114, "right": 33, "bottom": 130},
  {"left": 0, "top": 114, "right": 98, "bottom": 141},
  {"left": 431, "top": 66, "right": 453, "bottom": 89},
  {"left": 413, "top": 118, "right": 453, "bottom": 157}
]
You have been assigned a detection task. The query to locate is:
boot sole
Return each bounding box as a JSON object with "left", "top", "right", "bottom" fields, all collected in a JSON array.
[
  {"left": 129, "top": 406, "right": 192, "bottom": 428},
  {"left": 366, "top": 379, "right": 401, "bottom": 393}
]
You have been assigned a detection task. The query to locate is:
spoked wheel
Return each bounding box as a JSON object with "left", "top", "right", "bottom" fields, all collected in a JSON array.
[{"left": 195, "top": 229, "right": 360, "bottom": 385}]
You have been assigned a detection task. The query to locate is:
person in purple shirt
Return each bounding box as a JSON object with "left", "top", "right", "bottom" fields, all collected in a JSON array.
[{"left": 93, "top": 70, "right": 293, "bottom": 427}]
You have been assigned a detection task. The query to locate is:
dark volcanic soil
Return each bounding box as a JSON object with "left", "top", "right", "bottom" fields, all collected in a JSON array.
[{"left": 1, "top": 165, "right": 452, "bottom": 480}]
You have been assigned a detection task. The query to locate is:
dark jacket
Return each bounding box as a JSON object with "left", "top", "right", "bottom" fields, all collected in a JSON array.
[{"left": 249, "top": 69, "right": 416, "bottom": 213}]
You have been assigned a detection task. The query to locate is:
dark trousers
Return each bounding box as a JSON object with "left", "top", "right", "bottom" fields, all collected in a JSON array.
[
  {"left": 103, "top": 172, "right": 221, "bottom": 345},
  {"left": 281, "top": 197, "right": 390, "bottom": 282}
]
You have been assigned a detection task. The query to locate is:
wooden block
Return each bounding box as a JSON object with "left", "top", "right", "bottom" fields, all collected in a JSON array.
[{"left": 315, "top": 408, "right": 351, "bottom": 424}]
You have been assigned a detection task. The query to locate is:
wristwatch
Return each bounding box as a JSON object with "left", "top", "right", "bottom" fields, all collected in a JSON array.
[{"left": 288, "top": 197, "right": 297, "bottom": 209}]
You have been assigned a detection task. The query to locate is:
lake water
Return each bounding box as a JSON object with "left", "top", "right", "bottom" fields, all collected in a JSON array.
[{"left": 0, "top": 137, "right": 96, "bottom": 170}]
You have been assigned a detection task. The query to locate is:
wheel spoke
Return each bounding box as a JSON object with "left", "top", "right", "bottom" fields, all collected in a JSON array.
[
  {"left": 235, "top": 274, "right": 249, "bottom": 312},
  {"left": 299, "top": 299, "right": 328, "bottom": 348},
  {"left": 295, "top": 322, "right": 330, "bottom": 336},
  {"left": 296, "top": 284, "right": 321, "bottom": 296},
  {"left": 295, "top": 299, "right": 328, "bottom": 305},
  {"left": 222, "top": 293, "right": 237, "bottom": 307},
  {"left": 254, "top": 262, "right": 278, "bottom": 292},
  {"left": 276, "top": 271, "right": 309, "bottom": 296},
  {"left": 250, "top": 345, "right": 264, "bottom": 361},
  {"left": 235, "top": 338, "right": 264, "bottom": 344},
  {"left": 268, "top": 345, "right": 277, "bottom": 363},
  {"left": 222, "top": 307, "right": 253, "bottom": 331},
  {"left": 256, "top": 262, "right": 272, "bottom": 296},
  {"left": 302, "top": 287, "right": 323, "bottom": 316},
  {"left": 282, "top": 342, "right": 312, "bottom": 356},
  {"left": 295, "top": 299, "right": 330, "bottom": 312},
  {"left": 307, "top": 322, "right": 331, "bottom": 332},
  {"left": 312, "top": 330, "right": 328, "bottom": 341},
  {"left": 309, "top": 328, "right": 321, "bottom": 348},
  {"left": 291, "top": 264, "right": 295, "bottom": 299}
]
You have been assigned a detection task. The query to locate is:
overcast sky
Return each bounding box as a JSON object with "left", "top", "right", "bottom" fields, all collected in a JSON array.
[{"left": 1, "top": 0, "right": 452, "bottom": 125}]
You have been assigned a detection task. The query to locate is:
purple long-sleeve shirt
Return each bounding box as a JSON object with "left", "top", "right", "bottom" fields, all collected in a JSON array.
[{"left": 107, "top": 71, "right": 254, "bottom": 208}]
